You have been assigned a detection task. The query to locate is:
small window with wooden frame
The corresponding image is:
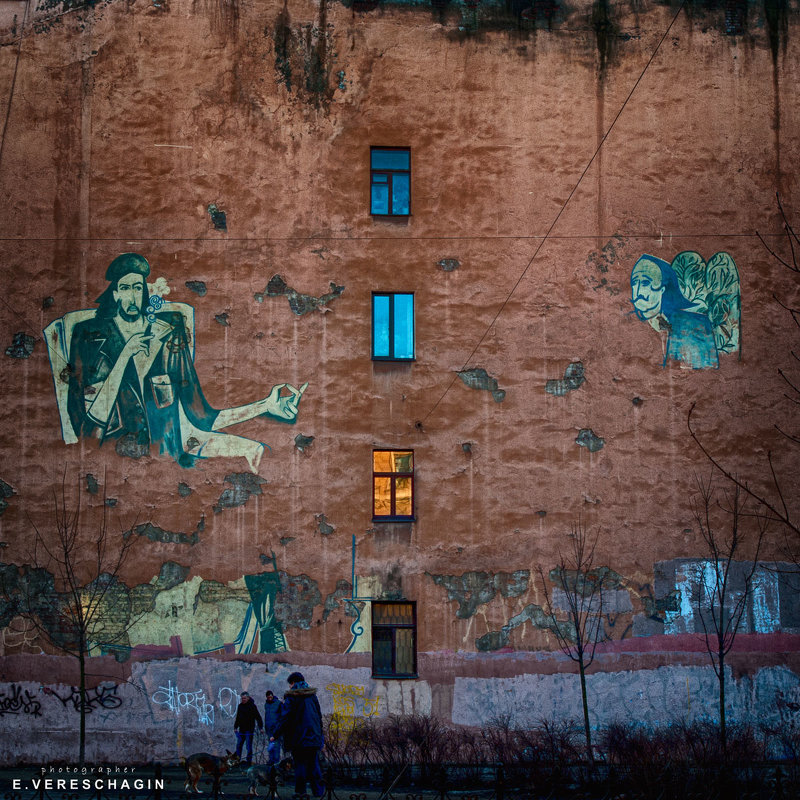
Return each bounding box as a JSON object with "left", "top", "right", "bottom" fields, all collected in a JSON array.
[
  {"left": 371, "top": 601, "right": 417, "bottom": 678},
  {"left": 373, "top": 450, "right": 414, "bottom": 521}
]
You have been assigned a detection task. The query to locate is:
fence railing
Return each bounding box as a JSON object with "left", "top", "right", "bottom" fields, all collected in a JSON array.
[{"left": 5, "top": 760, "right": 799, "bottom": 800}]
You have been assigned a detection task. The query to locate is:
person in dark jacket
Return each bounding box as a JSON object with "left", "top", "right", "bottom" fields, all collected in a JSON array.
[
  {"left": 234, "top": 691, "right": 263, "bottom": 766},
  {"left": 271, "top": 672, "right": 325, "bottom": 798},
  {"left": 264, "top": 690, "right": 283, "bottom": 765}
]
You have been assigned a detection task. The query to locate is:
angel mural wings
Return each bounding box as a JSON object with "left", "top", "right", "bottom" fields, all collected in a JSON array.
[{"left": 630, "top": 251, "right": 740, "bottom": 369}]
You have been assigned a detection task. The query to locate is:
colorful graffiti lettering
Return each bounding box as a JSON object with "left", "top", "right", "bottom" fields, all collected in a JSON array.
[
  {"left": 326, "top": 683, "right": 380, "bottom": 731},
  {"left": 42, "top": 684, "right": 122, "bottom": 713},
  {"left": 630, "top": 252, "right": 740, "bottom": 369},
  {"left": 0, "top": 684, "right": 43, "bottom": 717},
  {"left": 44, "top": 253, "right": 308, "bottom": 471},
  {"left": 151, "top": 680, "right": 215, "bottom": 726}
]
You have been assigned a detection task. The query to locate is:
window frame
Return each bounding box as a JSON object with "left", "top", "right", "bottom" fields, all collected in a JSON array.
[
  {"left": 372, "top": 292, "right": 415, "bottom": 362},
  {"left": 370, "top": 146, "right": 411, "bottom": 217},
  {"left": 372, "top": 449, "right": 415, "bottom": 522},
  {"left": 371, "top": 600, "right": 418, "bottom": 679}
]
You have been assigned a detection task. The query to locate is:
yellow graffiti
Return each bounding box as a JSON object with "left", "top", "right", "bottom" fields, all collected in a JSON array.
[{"left": 325, "top": 683, "right": 380, "bottom": 732}]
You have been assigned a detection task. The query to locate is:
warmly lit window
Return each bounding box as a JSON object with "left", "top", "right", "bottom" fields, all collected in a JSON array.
[
  {"left": 371, "top": 147, "right": 410, "bottom": 216},
  {"left": 372, "top": 601, "right": 417, "bottom": 678},
  {"left": 372, "top": 293, "right": 414, "bottom": 360},
  {"left": 373, "top": 450, "right": 414, "bottom": 521}
]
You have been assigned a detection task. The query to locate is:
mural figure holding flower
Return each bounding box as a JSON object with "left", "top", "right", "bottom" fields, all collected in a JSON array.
[{"left": 47, "top": 253, "right": 305, "bottom": 471}]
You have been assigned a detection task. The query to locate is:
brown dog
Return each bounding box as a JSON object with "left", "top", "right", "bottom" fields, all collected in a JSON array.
[{"left": 183, "top": 750, "right": 240, "bottom": 793}]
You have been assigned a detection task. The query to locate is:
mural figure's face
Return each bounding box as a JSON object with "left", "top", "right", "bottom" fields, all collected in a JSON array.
[
  {"left": 631, "top": 260, "right": 665, "bottom": 321},
  {"left": 113, "top": 272, "right": 145, "bottom": 322}
]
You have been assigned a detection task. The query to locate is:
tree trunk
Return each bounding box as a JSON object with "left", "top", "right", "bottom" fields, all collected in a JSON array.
[
  {"left": 719, "top": 649, "right": 727, "bottom": 756},
  {"left": 79, "top": 646, "right": 86, "bottom": 765},
  {"left": 579, "top": 659, "right": 593, "bottom": 763}
]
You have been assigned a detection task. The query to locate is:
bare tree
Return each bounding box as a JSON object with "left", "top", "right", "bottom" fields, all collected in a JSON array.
[
  {"left": 537, "top": 521, "right": 613, "bottom": 762},
  {"left": 0, "top": 473, "right": 138, "bottom": 764},
  {"left": 690, "top": 474, "right": 768, "bottom": 754},
  {"left": 688, "top": 194, "right": 799, "bottom": 549}
]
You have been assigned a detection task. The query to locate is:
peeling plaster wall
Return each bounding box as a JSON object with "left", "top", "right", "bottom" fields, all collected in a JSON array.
[{"left": 0, "top": 0, "right": 799, "bottom": 762}]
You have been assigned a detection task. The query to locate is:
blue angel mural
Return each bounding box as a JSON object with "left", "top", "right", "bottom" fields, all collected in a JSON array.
[{"left": 630, "top": 251, "right": 740, "bottom": 369}]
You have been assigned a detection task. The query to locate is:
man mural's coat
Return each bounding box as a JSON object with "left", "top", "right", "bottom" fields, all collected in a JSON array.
[{"left": 67, "top": 310, "right": 218, "bottom": 466}]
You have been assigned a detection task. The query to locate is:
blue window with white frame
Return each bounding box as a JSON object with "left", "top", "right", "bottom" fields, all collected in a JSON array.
[
  {"left": 373, "top": 293, "right": 414, "bottom": 361},
  {"left": 371, "top": 148, "right": 410, "bottom": 216}
]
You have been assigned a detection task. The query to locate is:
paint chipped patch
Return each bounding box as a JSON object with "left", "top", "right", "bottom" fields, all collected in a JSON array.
[
  {"left": 476, "top": 602, "right": 576, "bottom": 651},
  {"left": 323, "top": 579, "right": 353, "bottom": 621},
  {"left": 213, "top": 473, "right": 268, "bottom": 513},
  {"left": 5, "top": 332, "right": 36, "bottom": 358},
  {"left": 545, "top": 361, "right": 585, "bottom": 396},
  {"left": 125, "top": 521, "right": 201, "bottom": 546},
  {"left": 437, "top": 258, "right": 460, "bottom": 271},
  {"left": 255, "top": 274, "right": 345, "bottom": 315},
  {"left": 576, "top": 428, "right": 604, "bottom": 452},
  {"left": 429, "top": 570, "right": 529, "bottom": 619},
  {"left": 215, "top": 312, "right": 230, "bottom": 326},
  {"left": 0, "top": 479, "right": 16, "bottom": 517},
  {"left": 457, "top": 368, "right": 505, "bottom": 402},
  {"left": 295, "top": 434, "right": 315, "bottom": 453},
  {"left": 185, "top": 281, "right": 207, "bottom": 297},
  {"left": 315, "top": 513, "right": 335, "bottom": 535},
  {"left": 207, "top": 203, "right": 227, "bottom": 232}
]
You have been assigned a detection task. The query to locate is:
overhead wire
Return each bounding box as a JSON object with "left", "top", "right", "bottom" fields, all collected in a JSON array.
[{"left": 419, "top": 0, "right": 690, "bottom": 427}]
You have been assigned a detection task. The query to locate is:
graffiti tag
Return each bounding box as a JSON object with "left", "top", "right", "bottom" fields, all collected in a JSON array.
[
  {"left": 217, "top": 687, "right": 240, "bottom": 718},
  {"left": 42, "top": 684, "right": 122, "bottom": 713},
  {"left": 151, "top": 680, "right": 214, "bottom": 726},
  {"left": 0, "top": 684, "right": 42, "bottom": 717}
]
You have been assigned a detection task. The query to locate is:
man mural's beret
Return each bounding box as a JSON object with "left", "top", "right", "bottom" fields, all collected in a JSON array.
[{"left": 105, "top": 253, "right": 151, "bottom": 283}]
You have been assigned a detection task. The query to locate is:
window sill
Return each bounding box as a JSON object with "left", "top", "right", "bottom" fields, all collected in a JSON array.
[
  {"left": 373, "top": 517, "right": 415, "bottom": 523},
  {"left": 371, "top": 673, "right": 419, "bottom": 680},
  {"left": 372, "top": 357, "right": 416, "bottom": 363}
]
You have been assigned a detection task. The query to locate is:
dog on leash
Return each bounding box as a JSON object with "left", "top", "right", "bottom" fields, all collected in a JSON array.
[
  {"left": 183, "top": 751, "right": 240, "bottom": 793},
  {"left": 244, "top": 757, "right": 293, "bottom": 796}
]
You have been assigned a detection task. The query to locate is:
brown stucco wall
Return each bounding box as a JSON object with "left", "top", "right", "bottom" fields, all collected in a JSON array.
[{"left": 0, "top": 0, "right": 798, "bottom": 751}]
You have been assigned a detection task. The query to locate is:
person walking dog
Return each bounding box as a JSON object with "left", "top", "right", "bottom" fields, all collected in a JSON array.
[
  {"left": 233, "top": 691, "right": 263, "bottom": 767},
  {"left": 271, "top": 672, "right": 325, "bottom": 799}
]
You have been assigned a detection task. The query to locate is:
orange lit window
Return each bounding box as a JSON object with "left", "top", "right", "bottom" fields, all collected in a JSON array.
[
  {"left": 372, "top": 601, "right": 417, "bottom": 678},
  {"left": 373, "top": 450, "right": 414, "bottom": 521}
]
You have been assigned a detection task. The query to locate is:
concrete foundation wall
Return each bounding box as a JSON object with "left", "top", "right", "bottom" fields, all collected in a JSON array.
[{"left": 2, "top": 649, "right": 800, "bottom": 764}]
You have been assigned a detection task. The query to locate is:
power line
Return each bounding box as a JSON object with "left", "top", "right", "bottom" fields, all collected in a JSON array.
[
  {"left": 420, "top": 0, "right": 690, "bottom": 426},
  {"left": 0, "top": 0, "right": 29, "bottom": 177},
  {"left": 0, "top": 232, "right": 772, "bottom": 244}
]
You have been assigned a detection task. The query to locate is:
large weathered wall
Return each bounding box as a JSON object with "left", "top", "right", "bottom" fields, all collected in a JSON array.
[{"left": 0, "top": 0, "right": 799, "bottom": 762}]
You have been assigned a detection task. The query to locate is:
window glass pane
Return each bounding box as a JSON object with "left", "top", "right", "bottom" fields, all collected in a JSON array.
[
  {"left": 395, "top": 476, "right": 412, "bottom": 516},
  {"left": 395, "top": 628, "right": 415, "bottom": 674},
  {"left": 371, "top": 149, "right": 410, "bottom": 171},
  {"left": 373, "top": 476, "right": 392, "bottom": 517},
  {"left": 392, "top": 173, "right": 410, "bottom": 215},
  {"left": 392, "top": 451, "right": 413, "bottom": 472},
  {"left": 371, "top": 183, "right": 389, "bottom": 215},
  {"left": 372, "top": 295, "right": 390, "bottom": 357},
  {"left": 373, "top": 174, "right": 388, "bottom": 183},
  {"left": 373, "top": 628, "right": 393, "bottom": 673},
  {"left": 373, "top": 451, "right": 394, "bottom": 472},
  {"left": 393, "top": 294, "right": 414, "bottom": 359},
  {"left": 374, "top": 602, "right": 413, "bottom": 625}
]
